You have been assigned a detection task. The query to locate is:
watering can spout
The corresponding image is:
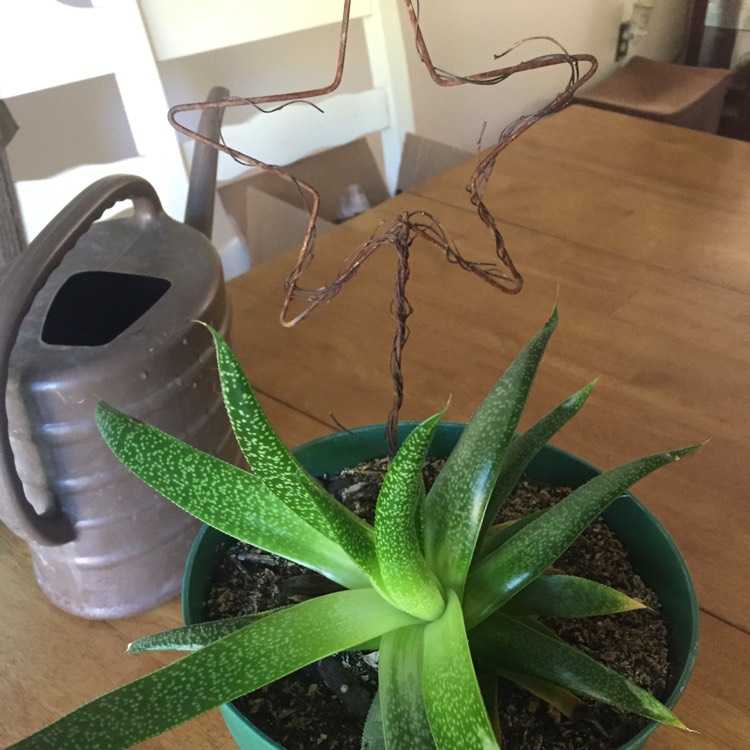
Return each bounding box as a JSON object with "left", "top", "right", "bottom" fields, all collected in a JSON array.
[{"left": 184, "top": 85, "right": 229, "bottom": 238}]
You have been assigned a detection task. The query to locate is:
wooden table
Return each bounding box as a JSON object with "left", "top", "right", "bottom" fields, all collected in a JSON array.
[{"left": 1, "top": 105, "right": 748, "bottom": 748}]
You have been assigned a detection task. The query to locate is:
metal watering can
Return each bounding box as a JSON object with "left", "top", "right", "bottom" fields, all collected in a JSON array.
[
  {"left": 0, "top": 91, "right": 240, "bottom": 618},
  {"left": 0, "top": 174, "right": 239, "bottom": 619}
]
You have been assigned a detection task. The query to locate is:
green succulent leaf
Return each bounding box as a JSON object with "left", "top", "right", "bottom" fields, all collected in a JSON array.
[
  {"left": 7, "top": 589, "right": 419, "bottom": 750},
  {"left": 361, "top": 693, "right": 387, "bottom": 750},
  {"left": 95, "top": 402, "right": 368, "bottom": 589},
  {"left": 475, "top": 671, "right": 502, "bottom": 743},
  {"left": 475, "top": 511, "right": 547, "bottom": 562},
  {"left": 376, "top": 410, "right": 446, "bottom": 621},
  {"left": 423, "top": 308, "right": 559, "bottom": 594},
  {"left": 413, "top": 476, "right": 427, "bottom": 554},
  {"left": 422, "top": 590, "right": 499, "bottom": 750},
  {"left": 204, "top": 325, "right": 378, "bottom": 579},
  {"left": 463, "top": 443, "right": 701, "bottom": 629},
  {"left": 471, "top": 612, "right": 689, "bottom": 730},
  {"left": 126, "top": 613, "right": 275, "bottom": 654},
  {"left": 501, "top": 575, "right": 646, "bottom": 618},
  {"left": 379, "top": 625, "right": 435, "bottom": 749},
  {"left": 510, "top": 614, "right": 567, "bottom": 641},
  {"left": 494, "top": 668, "right": 584, "bottom": 719},
  {"left": 479, "top": 380, "right": 597, "bottom": 541}
]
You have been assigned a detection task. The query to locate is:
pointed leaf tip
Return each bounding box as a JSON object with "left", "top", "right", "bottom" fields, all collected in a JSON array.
[
  {"left": 376, "top": 410, "right": 446, "bottom": 620},
  {"left": 424, "top": 308, "right": 560, "bottom": 594},
  {"left": 549, "top": 302, "right": 559, "bottom": 325}
]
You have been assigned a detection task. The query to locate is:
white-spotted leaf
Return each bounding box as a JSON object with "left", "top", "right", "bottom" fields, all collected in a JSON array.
[
  {"left": 379, "top": 625, "right": 435, "bottom": 749},
  {"left": 376, "top": 410, "right": 446, "bottom": 621},
  {"left": 423, "top": 308, "right": 558, "bottom": 595},
  {"left": 479, "top": 380, "right": 596, "bottom": 539},
  {"left": 471, "top": 613, "right": 689, "bottom": 729},
  {"left": 96, "top": 402, "right": 368, "bottom": 589},
  {"left": 422, "top": 590, "right": 500, "bottom": 750},
  {"left": 126, "top": 614, "right": 273, "bottom": 654},
  {"left": 7, "top": 590, "right": 418, "bottom": 750},
  {"left": 205, "top": 325, "right": 378, "bottom": 578},
  {"left": 463, "top": 444, "right": 700, "bottom": 629},
  {"left": 500, "top": 575, "right": 646, "bottom": 618}
]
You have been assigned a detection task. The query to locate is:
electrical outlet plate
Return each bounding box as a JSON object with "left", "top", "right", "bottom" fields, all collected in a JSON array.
[{"left": 616, "top": 21, "right": 630, "bottom": 61}]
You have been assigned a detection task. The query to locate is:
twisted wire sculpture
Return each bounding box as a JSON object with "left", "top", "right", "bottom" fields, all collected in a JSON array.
[{"left": 168, "top": 1, "right": 598, "bottom": 453}]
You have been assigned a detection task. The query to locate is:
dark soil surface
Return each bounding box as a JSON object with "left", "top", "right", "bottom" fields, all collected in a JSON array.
[{"left": 203, "top": 458, "right": 669, "bottom": 750}]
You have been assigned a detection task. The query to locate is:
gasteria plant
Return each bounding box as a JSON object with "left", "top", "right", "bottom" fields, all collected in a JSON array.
[{"left": 8, "top": 308, "right": 699, "bottom": 750}]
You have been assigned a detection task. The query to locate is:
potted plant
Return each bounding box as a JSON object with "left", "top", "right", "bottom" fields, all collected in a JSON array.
[
  {"left": 183, "top": 428, "right": 699, "bottom": 750},
  {"left": 6, "top": 308, "right": 700, "bottom": 750}
]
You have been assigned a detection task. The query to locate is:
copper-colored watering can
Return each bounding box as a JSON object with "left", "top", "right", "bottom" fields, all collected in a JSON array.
[{"left": 0, "top": 91, "right": 240, "bottom": 618}]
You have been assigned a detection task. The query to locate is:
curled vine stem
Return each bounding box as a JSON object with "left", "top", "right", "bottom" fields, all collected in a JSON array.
[{"left": 168, "top": 1, "right": 598, "bottom": 453}]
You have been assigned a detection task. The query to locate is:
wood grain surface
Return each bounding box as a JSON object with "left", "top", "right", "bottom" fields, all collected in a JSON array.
[{"left": 1, "top": 105, "right": 747, "bottom": 748}]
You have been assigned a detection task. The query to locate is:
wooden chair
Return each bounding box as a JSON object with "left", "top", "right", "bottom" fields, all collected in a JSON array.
[
  {"left": 0, "top": 102, "right": 24, "bottom": 273},
  {"left": 574, "top": 55, "right": 734, "bottom": 134},
  {"left": 163, "top": 0, "right": 414, "bottom": 267},
  {"left": 0, "top": 1, "right": 190, "bottom": 250},
  {"left": 2, "top": 0, "right": 414, "bottom": 276}
]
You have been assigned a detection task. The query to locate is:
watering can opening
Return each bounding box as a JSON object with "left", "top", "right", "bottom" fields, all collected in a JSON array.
[{"left": 41, "top": 270, "right": 171, "bottom": 347}]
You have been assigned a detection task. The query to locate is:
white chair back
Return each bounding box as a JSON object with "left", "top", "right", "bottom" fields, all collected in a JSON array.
[{"left": 2, "top": 0, "right": 414, "bottom": 276}]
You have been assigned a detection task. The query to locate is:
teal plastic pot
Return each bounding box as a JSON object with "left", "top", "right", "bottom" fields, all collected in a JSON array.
[{"left": 182, "top": 423, "right": 699, "bottom": 750}]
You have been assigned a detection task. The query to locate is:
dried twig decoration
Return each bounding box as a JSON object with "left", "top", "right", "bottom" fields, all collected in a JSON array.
[{"left": 168, "top": 1, "right": 598, "bottom": 453}]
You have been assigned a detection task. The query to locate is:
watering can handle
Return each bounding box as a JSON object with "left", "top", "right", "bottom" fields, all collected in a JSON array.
[{"left": 0, "top": 174, "right": 163, "bottom": 546}]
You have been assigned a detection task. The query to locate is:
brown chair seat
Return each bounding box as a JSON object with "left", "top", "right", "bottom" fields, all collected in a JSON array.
[{"left": 575, "top": 56, "right": 734, "bottom": 133}]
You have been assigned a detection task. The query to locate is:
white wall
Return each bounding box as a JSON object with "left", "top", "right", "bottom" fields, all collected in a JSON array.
[
  {"left": 392, "top": 0, "right": 693, "bottom": 152},
  {"left": 633, "top": 0, "right": 694, "bottom": 61}
]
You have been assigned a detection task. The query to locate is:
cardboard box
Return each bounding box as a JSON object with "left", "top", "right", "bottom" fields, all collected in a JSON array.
[
  {"left": 219, "top": 134, "right": 472, "bottom": 267},
  {"left": 396, "top": 132, "right": 472, "bottom": 193},
  {"left": 219, "top": 138, "right": 389, "bottom": 267}
]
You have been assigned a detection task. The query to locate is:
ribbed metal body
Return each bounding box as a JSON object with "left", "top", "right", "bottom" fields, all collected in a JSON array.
[{"left": 2, "top": 186, "right": 238, "bottom": 618}]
